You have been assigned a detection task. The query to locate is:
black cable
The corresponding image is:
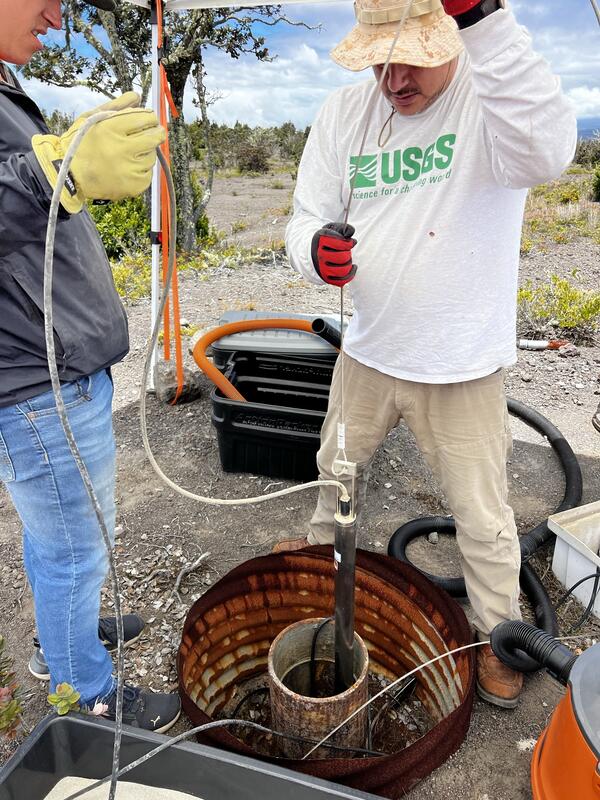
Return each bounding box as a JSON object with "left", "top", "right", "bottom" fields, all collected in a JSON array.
[
  {"left": 310, "top": 616, "right": 333, "bottom": 695},
  {"left": 552, "top": 569, "right": 600, "bottom": 633},
  {"left": 569, "top": 572, "right": 600, "bottom": 632},
  {"left": 554, "top": 571, "right": 600, "bottom": 609}
]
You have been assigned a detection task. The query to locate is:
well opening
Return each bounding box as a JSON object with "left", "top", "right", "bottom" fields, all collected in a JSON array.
[
  {"left": 178, "top": 548, "right": 475, "bottom": 799},
  {"left": 268, "top": 619, "right": 370, "bottom": 759}
]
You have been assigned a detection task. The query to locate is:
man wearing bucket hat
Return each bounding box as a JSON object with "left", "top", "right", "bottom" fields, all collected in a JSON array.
[
  {"left": 283, "top": 0, "right": 577, "bottom": 708},
  {"left": 0, "top": 0, "right": 182, "bottom": 731}
]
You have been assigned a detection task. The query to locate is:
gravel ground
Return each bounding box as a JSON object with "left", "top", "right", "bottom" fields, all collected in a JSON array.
[{"left": 1, "top": 175, "right": 599, "bottom": 800}]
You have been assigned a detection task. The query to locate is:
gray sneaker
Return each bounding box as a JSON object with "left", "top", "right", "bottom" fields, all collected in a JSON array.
[{"left": 28, "top": 614, "right": 146, "bottom": 681}]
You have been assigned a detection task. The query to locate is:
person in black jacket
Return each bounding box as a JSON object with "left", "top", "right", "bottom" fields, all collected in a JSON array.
[{"left": 0, "top": 0, "right": 181, "bottom": 732}]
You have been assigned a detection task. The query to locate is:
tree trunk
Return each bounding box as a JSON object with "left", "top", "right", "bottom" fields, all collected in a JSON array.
[
  {"left": 192, "top": 63, "right": 215, "bottom": 225},
  {"left": 166, "top": 61, "right": 196, "bottom": 253}
]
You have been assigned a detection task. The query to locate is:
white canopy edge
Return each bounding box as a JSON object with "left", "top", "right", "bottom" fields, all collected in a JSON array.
[{"left": 124, "top": 0, "right": 345, "bottom": 9}]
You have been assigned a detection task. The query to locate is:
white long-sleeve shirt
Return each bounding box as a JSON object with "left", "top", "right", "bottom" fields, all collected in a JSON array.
[{"left": 286, "top": 7, "right": 577, "bottom": 384}]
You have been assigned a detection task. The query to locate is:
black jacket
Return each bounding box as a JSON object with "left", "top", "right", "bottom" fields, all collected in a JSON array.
[{"left": 0, "top": 67, "right": 129, "bottom": 407}]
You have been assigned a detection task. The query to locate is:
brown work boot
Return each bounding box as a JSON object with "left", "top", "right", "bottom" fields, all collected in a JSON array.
[
  {"left": 272, "top": 536, "right": 311, "bottom": 554},
  {"left": 476, "top": 644, "right": 523, "bottom": 709}
]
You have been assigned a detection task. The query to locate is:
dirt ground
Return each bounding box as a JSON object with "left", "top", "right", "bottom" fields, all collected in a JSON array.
[{"left": 1, "top": 171, "right": 600, "bottom": 800}]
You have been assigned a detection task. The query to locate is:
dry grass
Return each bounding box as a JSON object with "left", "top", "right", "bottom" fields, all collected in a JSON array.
[{"left": 522, "top": 177, "right": 600, "bottom": 253}]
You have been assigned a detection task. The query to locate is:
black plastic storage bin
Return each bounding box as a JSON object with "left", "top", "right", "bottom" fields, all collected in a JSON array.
[
  {"left": 211, "top": 353, "right": 335, "bottom": 481},
  {"left": 0, "top": 714, "right": 378, "bottom": 800}
]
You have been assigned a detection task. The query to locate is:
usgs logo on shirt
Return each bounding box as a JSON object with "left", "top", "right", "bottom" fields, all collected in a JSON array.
[{"left": 349, "top": 133, "right": 456, "bottom": 198}]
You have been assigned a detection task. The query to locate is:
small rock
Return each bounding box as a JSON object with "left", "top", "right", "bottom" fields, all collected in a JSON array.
[
  {"left": 428, "top": 532, "right": 439, "bottom": 544},
  {"left": 517, "top": 738, "right": 537, "bottom": 753},
  {"left": 384, "top": 483, "right": 393, "bottom": 489},
  {"left": 575, "top": 383, "right": 584, "bottom": 390},
  {"left": 374, "top": 541, "right": 384, "bottom": 549},
  {"left": 558, "top": 343, "right": 580, "bottom": 358},
  {"left": 521, "top": 373, "right": 532, "bottom": 383}
]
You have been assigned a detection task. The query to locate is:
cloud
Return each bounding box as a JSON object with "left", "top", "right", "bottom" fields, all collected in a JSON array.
[
  {"left": 567, "top": 86, "right": 600, "bottom": 118},
  {"left": 18, "top": 0, "right": 600, "bottom": 127},
  {"left": 193, "top": 41, "right": 358, "bottom": 128}
]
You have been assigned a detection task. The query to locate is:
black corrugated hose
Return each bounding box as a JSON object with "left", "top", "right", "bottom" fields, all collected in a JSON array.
[
  {"left": 386, "top": 400, "right": 583, "bottom": 673},
  {"left": 490, "top": 620, "right": 578, "bottom": 683}
]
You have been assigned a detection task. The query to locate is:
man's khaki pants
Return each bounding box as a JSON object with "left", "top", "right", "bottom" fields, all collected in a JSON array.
[{"left": 308, "top": 355, "right": 522, "bottom": 636}]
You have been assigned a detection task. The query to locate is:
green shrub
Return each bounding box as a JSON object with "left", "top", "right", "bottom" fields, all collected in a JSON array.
[
  {"left": 236, "top": 131, "right": 273, "bottom": 174},
  {"left": 574, "top": 136, "right": 600, "bottom": 167},
  {"left": 517, "top": 274, "right": 600, "bottom": 342},
  {"left": 111, "top": 253, "right": 152, "bottom": 301},
  {"left": 532, "top": 180, "right": 581, "bottom": 204},
  {"left": 88, "top": 197, "right": 150, "bottom": 259},
  {"left": 0, "top": 635, "right": 23, "bottom": 741},
  {"left": 591, "top": 167, "right": 600, "bottom": 203}
]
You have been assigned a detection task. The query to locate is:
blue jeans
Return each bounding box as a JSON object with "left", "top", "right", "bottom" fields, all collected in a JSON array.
[{"left": 0, "top": 370, "right": 116, "bottom": 705}]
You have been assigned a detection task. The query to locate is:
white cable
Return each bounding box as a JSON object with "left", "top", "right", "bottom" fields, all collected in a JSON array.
[
  {"left": 139, "top": 160, "right": 349, "bottom": 505},
  {"left": 43, "top": 110, "right": 125, "bottom": 800},
  {"left": 302, "top": 639, "right": 488, "bottom": 759}
]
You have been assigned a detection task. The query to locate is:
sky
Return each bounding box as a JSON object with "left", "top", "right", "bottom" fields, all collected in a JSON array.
[{"left": 20, "top": 0, "right": 600, "bottom": 128}]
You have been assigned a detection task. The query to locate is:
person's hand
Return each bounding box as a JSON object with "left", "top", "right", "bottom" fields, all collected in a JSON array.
[
  {"left": 31, "top": 92, "right": 165, "bottom": 214},
  {"left": 311, "top": 222, "right": 357, "bottom": 286},
  {"left": 441, "top": 0, "right": 483, "bottom": 17}
]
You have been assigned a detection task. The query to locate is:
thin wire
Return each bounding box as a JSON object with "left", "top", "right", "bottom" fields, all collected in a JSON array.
[
  {"left": 591, "top": 0, "right": 600, "bottom": 26},
  {"left": 342, "top": 0, "right": 415, "bottom": 229},
  {"left": 334, "top": 0, "right": 415, "bottom": 474},
  {"left": 302, "top": 639, "right": 486, "bottom": 760},
  {"left": 43, "top": 110, "right": 126, "bottom": 800}
]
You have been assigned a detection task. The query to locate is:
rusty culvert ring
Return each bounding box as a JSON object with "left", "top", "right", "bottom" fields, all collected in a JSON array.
[{"left": 178, "top": 547, "right": 475, "bottom": 799}]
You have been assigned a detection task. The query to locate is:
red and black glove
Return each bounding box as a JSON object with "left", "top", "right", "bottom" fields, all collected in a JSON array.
[
  {"left": 442, "top": 0, "right": 482, "bottom": 15},
  {"left": 442, "top": 0, "right": 503, "bottom": 28},
  {"left": 311, "top": 222, "right": 357, "bottom": 287}
]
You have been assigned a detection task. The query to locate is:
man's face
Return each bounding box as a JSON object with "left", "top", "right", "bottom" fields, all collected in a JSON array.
[
  {"left": 373, "top": 59, "right": 457, "bottom": 116},
  {"left": 0, "top": 0, "right": 62, "bottom": 66}
]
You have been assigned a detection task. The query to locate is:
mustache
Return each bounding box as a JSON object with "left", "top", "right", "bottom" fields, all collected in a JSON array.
[{"left": 391, "top": 87, "right": 420, "bottom": 96}]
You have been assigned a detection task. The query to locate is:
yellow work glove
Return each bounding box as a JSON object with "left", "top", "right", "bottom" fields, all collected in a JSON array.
[{"left": 31, "top": 92, "right": 166, "bottom": 214}]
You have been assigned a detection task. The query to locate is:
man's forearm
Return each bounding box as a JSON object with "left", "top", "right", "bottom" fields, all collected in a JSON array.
[{"left": 460, "top": 4, "right": 577, "bottom": 189}]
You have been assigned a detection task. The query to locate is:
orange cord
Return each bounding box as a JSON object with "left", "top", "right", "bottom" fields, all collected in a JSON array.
[
  {"left": 156, "top": 0, "right": 185, "bottom": 403},
  {"left": 192, "top": 319, "right": 335, "bottom": 402}
]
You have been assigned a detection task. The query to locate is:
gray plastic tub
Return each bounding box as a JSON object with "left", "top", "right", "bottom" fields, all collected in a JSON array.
[
  {"left": 0, "top": 714, "right": 379, "bottom": 800},
  {"left": 209, "top": 311, "right": 341, "bottom": 369}
]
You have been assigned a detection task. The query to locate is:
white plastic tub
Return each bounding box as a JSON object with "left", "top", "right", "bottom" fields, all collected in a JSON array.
[{"left": 549, "top": 501, "right": 600, "bottom": 620}]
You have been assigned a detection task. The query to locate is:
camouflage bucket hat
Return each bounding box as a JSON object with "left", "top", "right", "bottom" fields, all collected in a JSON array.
[{"left": 331, "top": 0, "right": 464, "bottom": 71}]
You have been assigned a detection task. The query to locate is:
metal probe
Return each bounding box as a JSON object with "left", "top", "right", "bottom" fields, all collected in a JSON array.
[{"left": 334, "top": 493, "right": 358, "bottom": 692}]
